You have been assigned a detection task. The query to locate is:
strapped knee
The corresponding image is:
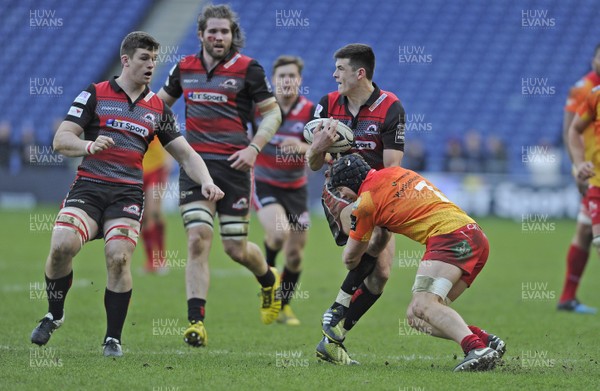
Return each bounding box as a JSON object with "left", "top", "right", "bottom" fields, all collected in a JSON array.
[
  {"left": 105, "top": 224, "right": 139, "bottom": 246},
  {"left": 412, "top": 275, "right": 453, "bottom": 302},
  {"left": 53, "top": 207, "right": 91, "bottom": 247},
  {"left": 592, "top": 236, "right": 600, "bottom": 248},
  {"left": 181, "top": 204, "right": 214, "bottom": 230},
  {"left": 219, "top": 215, "right": 249, "bottom": 240}
]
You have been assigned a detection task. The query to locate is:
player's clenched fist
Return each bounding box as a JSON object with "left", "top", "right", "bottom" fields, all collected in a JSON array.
[
  {"left": 201, "top": 182, "right": 224, "bottom": 201},
  {"left": 87, "top": 135, "right": 115, "bottom": 155}
]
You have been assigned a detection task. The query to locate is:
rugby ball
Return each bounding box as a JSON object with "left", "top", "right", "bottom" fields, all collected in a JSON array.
[{"left": 303, "top": 119, "right": 354, "bottom": 154}]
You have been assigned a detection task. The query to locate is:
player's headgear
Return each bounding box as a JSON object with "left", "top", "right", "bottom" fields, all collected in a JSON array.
[{"left": 329, "top": 154, "right": 371, "bottom": 193}]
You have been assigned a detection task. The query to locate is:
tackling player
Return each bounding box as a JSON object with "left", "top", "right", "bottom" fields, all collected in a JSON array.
[
  {"left": 558, "top": 44, "right": 600, "bottom": 314},
  {"left": 322, "top": 154, "right": 506, "bottom": 371},
  {"left": 30, "top": 32, "right": 223, "bottom": 357},
  {"left": 305, "top": 44, "right": 405, "bottom": 363},
  {"left": 254, "top": 55, "right": 314, "bottom": 325},
  {"left": 157, "top": 4, "right": 283, "bottom": 347}
]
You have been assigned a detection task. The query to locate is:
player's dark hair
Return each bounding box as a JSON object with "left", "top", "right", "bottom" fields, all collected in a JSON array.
[
  {"left": 595, "top": 43, "right": 600, "bottom": 56},
  {"left": 334, "top": 43, "right": 375, "bottom": 81},
  {"left": 330, "top": 154, "right": 372, "bottom": 194},
  {"left": 272, "top": 55, "right": 304, "bottom": 75},
  {"left": 120, "top": 31, "right": 159, "bottom": 58},
  {"left": 198, "top": 4, "right": 245, "bottom": 52}
]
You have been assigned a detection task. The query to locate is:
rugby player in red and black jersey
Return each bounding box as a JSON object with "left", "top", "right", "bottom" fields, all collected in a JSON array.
[
  {"left": 157, "top": 4, "right": 283, "bottom": 347},
  {"left": 253, "top": 55, "right": 315, "bottom": 326},
  {"left": 30, "top": 32, "right": 223, "bottom": 357},
  {"left": 305, "top": 44, "right": 406, "bottom": 363}
]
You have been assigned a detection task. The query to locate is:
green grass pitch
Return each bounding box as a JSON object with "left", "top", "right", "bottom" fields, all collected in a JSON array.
[{"left": 1, "top": 207, "right": 600, "bottom": 390}]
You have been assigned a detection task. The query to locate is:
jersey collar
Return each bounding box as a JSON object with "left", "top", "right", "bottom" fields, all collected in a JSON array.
[{"left": 338, "top": 82, "right": 382, "bottom": 108}]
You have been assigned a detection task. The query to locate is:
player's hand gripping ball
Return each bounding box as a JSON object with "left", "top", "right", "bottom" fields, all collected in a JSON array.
[{"left": 303, "top": 119, "right": 354, "bottom": 154}]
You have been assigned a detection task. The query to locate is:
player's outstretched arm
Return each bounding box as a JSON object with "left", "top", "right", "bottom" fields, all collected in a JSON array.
[
  {"left": 53, "top": 121, "right": 114, "bottom": 157},
  {"left": 568, "top": 114, "right": 594, "bottom": 180},
  {"left": 165, "top": 137, "right": 224, "bottom": 201}
]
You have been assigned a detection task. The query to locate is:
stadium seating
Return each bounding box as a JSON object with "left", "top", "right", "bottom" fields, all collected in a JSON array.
[
  {"left": 9, "top": 0, "right": 600, "bottom": 173},
  {"left": 154, "top": 0, "right": 598, "bottom": 173},
  {"left": 1, "top": 0, "right": 152, "bottom": 144}
]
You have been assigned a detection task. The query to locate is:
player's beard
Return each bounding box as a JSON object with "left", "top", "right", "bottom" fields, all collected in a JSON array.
[{"left": 204, "top": 42, "right": 230, "bottom": 61}]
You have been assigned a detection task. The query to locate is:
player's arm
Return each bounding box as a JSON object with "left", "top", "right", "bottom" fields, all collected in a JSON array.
[
  {"left": 381, "top": 100, "right": 406, "bottom": 167},
  {"left": 568, "top": 110, "right": 594, "bottom": 180},
  {"left": 54, "top": 84, "right": 114, "bottom": 157},
  {"left": 563, "top": 109, "right": 576, "bottom": 162},
  {"left": 157, "top": 63, "right": 183, "bottom": 107},
  {"left": 342, "top": 237, "right": 369, "bottom": 270},
  {"left": 228, "top": 61, "right": 282, "bottom": 171},
  {"left": 229, "top": 96, "right": 281, "bottom": 171},
  {"left": 54, "top": 122, "right": 114, "bottom": 157},
  {"left": 165, "top": 137, "right": 223, "bottom": 201},
  {"left": 306, "top": 96, "right": 338, "bottom": 170}
]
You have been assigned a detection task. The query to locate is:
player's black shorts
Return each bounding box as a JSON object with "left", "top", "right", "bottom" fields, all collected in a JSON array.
[
  {"left": 179, "top": 159, "right": 251, "bottom": 216},
  {"left": 61, "top": 177, "right": 144, "bottom": 236},
  {"left": 255, "top": 180, "right": 310, "bottom": 230}
]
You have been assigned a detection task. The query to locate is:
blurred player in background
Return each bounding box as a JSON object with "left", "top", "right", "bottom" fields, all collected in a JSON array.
[
  {"left": 305, "top": 43, "right": 405, "bottom": 363},
  {"left": 325, "top": 154, "right": 505, "bottom": 371},
  {"left": 254, "top": 55, "right": 314, "bottom": 325},
  {"left": 559, "top": 44, "right": 600, "bottom": 314},
  {"left": 141, "top": 137, "right": 171, "bottom": 274},
  {"left": 30, "top": 31, "right": 223, "bottom": 357},
  {"left": 157, "top": 4, "right": 283, "bottom": 347}
]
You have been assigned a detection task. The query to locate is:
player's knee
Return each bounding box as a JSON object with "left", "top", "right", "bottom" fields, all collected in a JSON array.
[
  {"left": 187, "top": 226, "right": 213, "bottom": 258},
  {"left": 48, "top": 239, "right": 79, "bottom": 264},
  {"left": 576, "top": 223, "right": 593, "bottom": 247},
  {"left": 409, "top": 295, "right": 434, "bottom": 321},
  {"left": 285, "top": 251, "right": 303, "bottom": 271},
  {"left": 105, "top": 247, "right": 131, "bottom": 274},
  {"left": 223, "top": 241, "right": 246, "bottom": 264},
  {"left": 268, "top": 230, "right": 288, "bottom": 250}
]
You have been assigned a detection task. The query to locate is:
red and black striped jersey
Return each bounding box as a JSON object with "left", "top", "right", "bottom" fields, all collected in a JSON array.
[
  {"left": 162, "top": 50, "right": 274, "bottom": 160},
  {"left": 315, "top": 83, "right": 405, "bottom": 169},
  {"left": 65, "top": 78, "right": 180, "bottom": 186},
  {"left": 254, "top": 96, "right": 315, "bottom": 189}
]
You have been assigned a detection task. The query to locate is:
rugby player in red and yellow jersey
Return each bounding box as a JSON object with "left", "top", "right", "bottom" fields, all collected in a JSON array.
[
  {"left": 307, "top": 44, "right": 405, "bottom": 364},
  {"left": 141, "top": 137, "right": 171, "bottom": 273},
  {"left": 158, "top": 4, "right": 283, "bottom": 347},
  {"left": 569, "top": 84, "right": 600, "bottom": 269},
  {"left": 558, "top": 45, "right": 600, "bottom": 314},
  {"left": 30, "top": 32, "right": 223, "bottom": 357},
  {"left": 325, "top": 154, "right": 505, "bottom": 371},
  {"left": 253, "top": 55, "right": 315, "bottom": 326}
]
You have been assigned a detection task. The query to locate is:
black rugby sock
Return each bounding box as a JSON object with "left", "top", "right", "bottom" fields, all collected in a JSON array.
[
  {"left": 46, "top": 270, "right": 73, "bottom": 320},
  {"left": 187, "top": 298, "right": 206, "bottom": 323},
  {"left": 281, "top": 267, "right": 301, "bottom": 306},
  {"left": 264, "top": 242, "right": 279, "bottom": 268},
  {"left": 104, "top": 288, "right": 132, "bottom": 342},
  {"left": 343, "top": 283, "right": 381, "bottom": 331}
]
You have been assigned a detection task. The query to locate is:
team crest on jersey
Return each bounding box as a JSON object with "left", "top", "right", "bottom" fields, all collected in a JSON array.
[
  {"left": 350, "top": 214, "right": 357, "bottom": 231},
  {"left": 219, "top": 79, "right": 238, "bottom": 90},
  {"left": 365, "top": 124, "right": 378, "bottom": 134},
  {"left": 143, "top": 113, "right": 156, "bottom": 124},
  {"left": 232, "top": 197, "right": 249, "bottom": 210},
  {"left": 122, "top": 204, "right": 141, "bottom": 217}
]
